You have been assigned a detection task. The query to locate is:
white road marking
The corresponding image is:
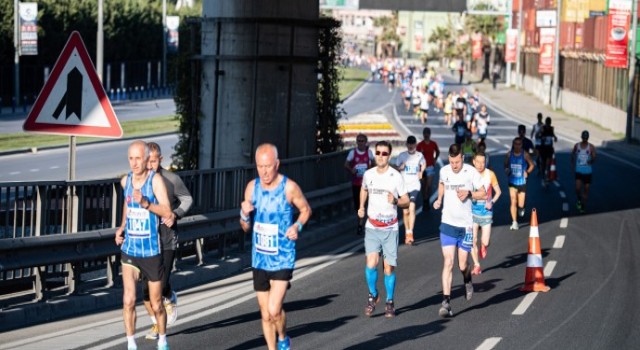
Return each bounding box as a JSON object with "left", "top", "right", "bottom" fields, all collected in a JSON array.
[
  {"left": 9, "top": 171, "right": 20, "bottom": 175},
  {"left": 476, "top": 337, "right": 502, "bottom": 350},
  {"left": 562, "top": 203, "right": 569, "bottom": 212},
  {"left": 553, "top": 235, "right": 565, "bottom": 248},
  {"left": 559, "top": 191, "right": 566, "bottom": 199},
  {"left": 49, "top": 166, "right": 59, "bottom": 169},
  {"left": 553, "top": 181, "right": 560, "bottom": 187},
  {"left": 544, "top": 260, "right": 557, "bottom": 277},
  {"left": 560, "top": 218, "right": 568, "bottom": 228},
  {"left": 29, "top": 169, "right": 39, "bottom": 172},
  {"left": 513, "top": 292, "right": 538, "bottom": 315}
]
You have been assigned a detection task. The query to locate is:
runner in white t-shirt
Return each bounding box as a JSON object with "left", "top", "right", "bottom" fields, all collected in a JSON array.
[
  {"left": 433, "top": 143, "right": 485, "bottom": 318},
  {"left": 358, "top": 141, "right": 409, "bottom": 319},
  {"left": 395, "top": 136, "right": 426, "bottom": 245}
]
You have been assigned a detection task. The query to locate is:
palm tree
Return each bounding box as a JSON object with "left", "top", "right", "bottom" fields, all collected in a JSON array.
[
  {"left": 373, "top": 11, "right": 401, "bottom": 58},
  {"left": 428, "top": 26, "right": 452, "bottom": 66},
  {"left": 464, "top": 3, "right": 504, "bottom": 81}
]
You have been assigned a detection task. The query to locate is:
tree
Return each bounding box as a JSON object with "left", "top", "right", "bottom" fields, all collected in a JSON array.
[
  {"left": 428, "top": 25, "right": 452, "bottom": 65},
  {"left": 464, "top": 4, "right": 503, "bottom": 81},
  {"left": 373, "top": 11, "right": 401, "bottom": 58}
]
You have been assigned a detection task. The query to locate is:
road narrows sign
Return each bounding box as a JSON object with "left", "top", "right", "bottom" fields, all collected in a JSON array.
[{"left": 22, "top": 31, "right": 123, "bottom": 138}]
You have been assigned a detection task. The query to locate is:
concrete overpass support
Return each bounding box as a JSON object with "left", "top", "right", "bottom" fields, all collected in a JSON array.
[{"left": 200, "top": 1, "right": 319, "bottom": 168}]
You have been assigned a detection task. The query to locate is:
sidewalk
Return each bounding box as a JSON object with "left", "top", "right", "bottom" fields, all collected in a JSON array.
[{"left": 460, "top": 71, "right": 640, "bottom": 165}]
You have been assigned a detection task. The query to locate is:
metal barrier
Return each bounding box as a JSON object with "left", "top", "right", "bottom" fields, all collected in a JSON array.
[{"left": 0, "top": 151, "right": 351, "bottom": 304}]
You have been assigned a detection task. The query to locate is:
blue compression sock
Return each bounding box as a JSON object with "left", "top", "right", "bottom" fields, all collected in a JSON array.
[
  {"left": 365, "top": 266, "right": 378, "bottom": 297},
  {"left": 384, "top": 271, "right": 396, "bottom": 302}
]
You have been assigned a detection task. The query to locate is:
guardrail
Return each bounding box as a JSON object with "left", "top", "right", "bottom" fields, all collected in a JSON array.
[{"left": 0, "top": 151, "right": 351, "bottom": 306}]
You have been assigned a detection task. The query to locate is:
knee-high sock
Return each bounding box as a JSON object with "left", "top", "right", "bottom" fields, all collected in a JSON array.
[
  {"left": 384, "top": 271, "right": 396, "bottom": 302},
  {"left": 365, "top": 266, "right": 378, "bottom": 297}
]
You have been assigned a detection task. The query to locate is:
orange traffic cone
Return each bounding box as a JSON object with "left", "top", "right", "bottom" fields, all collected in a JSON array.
[
  {"left": 547, "top": 154, "right": 557, "bottom": 181},
  {"left": 521, "top": 208, "right": 551, "bottom": 292}
]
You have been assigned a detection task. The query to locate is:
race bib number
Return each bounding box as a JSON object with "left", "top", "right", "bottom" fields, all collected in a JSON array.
[
  {"left": 127, "top": 208, "right": 151, "bottom": 238},
  {"left": 577, "top": 153, "right": 589, "bottom": 166},
  {"left": 457, "top": 127, "right": 465, "bottom": 137},
  {"left": 254, "top": 222, "right": 279, "bottom": 255},
  {"left": 511, "top": 163, "right": 523, "bottom": 178},
  {"left": 355, "top": 163, "right": 368, "bottom": 177},
  {"left": 544, "top": 136, "right": 553, "bottom": 146},
  {"left": 404, "top": 164, "right": 420, "bottom": 175}
]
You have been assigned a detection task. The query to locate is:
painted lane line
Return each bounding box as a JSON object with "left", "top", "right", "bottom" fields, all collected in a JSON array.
[
  {"left": 50, "top": 166, "right": 60, "bottom": 169},
  {"left": 553, "top": 181, "right": 560, "bottom": 187},
  {"left": 560, "top": 217, "right": 568, "bottom": 228},
  {"left": 476, "top": 337, "right": 502, "bottom": 350},
  {"left": 513, "top": 292, "right": 538, "bottom": 315},
  {"left": 9, "top": 171, "right": 20, "bottom": 175},
  {"left": 29, "top": 169, "right": 39, "bottom": 172},
  {"left": 553, "top": 235, "right": 566, "bottom": 249},
  {"left": 544, "top": 260, "right": 557, "bottom": 277},
  {"left": 559, "top": 191, "right": 566, "bottom": 199},
  {"left": 562, "top": 203, "right": 569, "bottom": 212}
]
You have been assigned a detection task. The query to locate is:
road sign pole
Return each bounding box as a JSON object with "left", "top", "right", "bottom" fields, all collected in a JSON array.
[{"left": 67, "top": 135, "right": 78, "bottom": 235}]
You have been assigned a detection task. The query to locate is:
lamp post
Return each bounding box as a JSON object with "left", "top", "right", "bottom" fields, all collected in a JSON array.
[
  {"left": 515, "top": 0, "right": 523, "bottom": 89},
  {"left": 162, "top": 0, "right": 167, "bottom": 87},
  {"left": 14, "top": 0, "right": 20, "bottom": 109},
  {"left": 626, "top": 0, "right": 638, "bottom": 142},
  {"left": 551, "top": 0, "right": 561, "bottom": 110}
]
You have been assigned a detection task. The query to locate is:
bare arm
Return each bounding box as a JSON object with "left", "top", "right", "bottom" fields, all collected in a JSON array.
[
  {"left": 433, "top": 181, "right": 445, "bottom": 209},
  {"left": 286, "top": 180, "right": 312, "bottom": 241},
  {"left": 524, "top": 152, "right": 535, "bottom": 177},
  {"left": 239, "top": 180, "right": 255, "bottom": 233},
  {"left": 148, "top": 175, "right": 172, "bottom": 218},
  {"left": 115, "top": 176, "right": 127, "bottom": 246}
]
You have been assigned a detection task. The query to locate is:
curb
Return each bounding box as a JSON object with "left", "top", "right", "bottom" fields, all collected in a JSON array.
[{"left": 0, "top": 132, "right": 177, "bottom": 157}]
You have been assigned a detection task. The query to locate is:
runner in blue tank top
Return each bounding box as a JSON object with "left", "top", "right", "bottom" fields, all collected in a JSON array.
[
  {"left": 504, "top": 137, "right": 534, "bottom": 230},
  {"left": 115, "top": 140, "right": 172, "bottom": 350},
  {"left": 240, "top": 143, "right": 311, "bottom": 350},
  {"left": 571, "top": 130, "right": 597, "bottom": 213}
]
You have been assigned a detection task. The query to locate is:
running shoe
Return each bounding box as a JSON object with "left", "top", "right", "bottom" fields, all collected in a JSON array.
[
  {"left": 364, "top": 292, "right": 380, "bottom": 316},
  {"left": 479, "top": 244, "right": 487, "bottom": 260},
  {"left": 510, "top": 221, "right": 519, "bottom": 230},
  {"left": 384, "top": 300, "right": 396, "bottom": 318},
  {"left": 157, "top": 344, "right": 170, "bottom": 350},
  {"left": 465, "top": 282, "right": 474, "bottom": 301},
  {"left": 438, "top": 300, "right": 453, "bottom": 318},
  {"left": 277, "top": 336, "right": 291, "bottom": 350},
  {"left": 145, "top": 323, "right": 159, "bottom": 340},
  {"left": 518, "top": 208, "right": 525, "bottom": 218},
  {"left": 471, "top": 265, "right": 481, "bottom": 275},
  {"left": 164, "top": 293, "right": 178, "bottom": 326}
]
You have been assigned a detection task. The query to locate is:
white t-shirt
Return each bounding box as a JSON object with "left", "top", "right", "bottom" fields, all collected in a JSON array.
[
  {"left": 439, "top": 164, "right": 484, "bottom": 227},
  {"left": 396, "top": 151, "right": 425, "bottom": 192},
  {"left": 362, "top": 167, "right": 407, "bottom": 230}
]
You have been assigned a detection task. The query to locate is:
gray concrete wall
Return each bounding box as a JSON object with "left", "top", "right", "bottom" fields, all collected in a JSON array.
[
  {"left": 200, "top": 0, "right": 319, "bottom": 169},
  {"left": 517, "top": 73, "right": 626, "bottom": 135}
]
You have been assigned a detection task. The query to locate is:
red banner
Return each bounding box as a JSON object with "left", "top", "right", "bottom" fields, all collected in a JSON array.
[
  {"left": 605, "top": 0, "right": 631, "bottom": 68},
  {"left": 472, "top": 34, "right": 482, "bottom": 60},
  {"left": 505, "top": 29, "right": 518, "bottom": 63},
  {"left": 538, "top": 28, "right": 555, "bottom": 74}
]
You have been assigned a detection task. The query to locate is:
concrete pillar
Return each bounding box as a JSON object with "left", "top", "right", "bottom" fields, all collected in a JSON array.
[{"left": 200, "top": 0, "right": 319, "bottom": 168}]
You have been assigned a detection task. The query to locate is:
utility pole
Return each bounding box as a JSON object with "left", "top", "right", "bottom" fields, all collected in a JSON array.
[
  {"left": 97, "top": 0, "right": 104, "bottom": 83},
  {"left": 515, "top": 0, "right": 524, "bottom": 89},
  {"left": 626, "top": 0, "right": 638, "bottom": 142},
  {"left": 14, "top": 0, "right": 20, "bottom": 109},
  {"left": 162, "top": 0, "right": 167, "bottom": 87},
  {"left": 551, "top": 0, "right": 561, "bottom": 110}
]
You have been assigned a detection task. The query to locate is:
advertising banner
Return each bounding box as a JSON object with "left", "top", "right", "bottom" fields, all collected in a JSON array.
[
  {"left": 19, "top": 2, "right": 38, "bottom": 56},
  {"left": 166, "top": 16, "right": 180, "bottom": 53},
  {"left": 538, "top": 28, "right": 555, "bottom": 74},
  {"left": 505, "top": 29, "right": 518, "bottom": 63},
  {"left": 604, "top": 0, "right": 631, "bottom": 68},
  {"left": 472, "top": 33, "right": 482, "bottom": 60}
]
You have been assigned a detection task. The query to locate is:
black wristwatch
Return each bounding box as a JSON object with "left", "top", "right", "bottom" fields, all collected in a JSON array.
[{"left": 392, "top": 198, "right": 398, "bottom": 205}]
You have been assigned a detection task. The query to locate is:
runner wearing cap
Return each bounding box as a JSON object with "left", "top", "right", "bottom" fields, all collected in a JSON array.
[
  {"left": 571, "top": 130, "right": 596, "bottom": 213},
  {"left": 395, "top": 136, "right": 426, "bottom": 245}
]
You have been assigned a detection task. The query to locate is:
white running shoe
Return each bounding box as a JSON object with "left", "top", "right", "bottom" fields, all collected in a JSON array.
[
  {"left": 510, "top": 221, "right": 519, "bottom": 230},
  {"left": 164, "top": 291, "right": 178, "bottom": 326}
]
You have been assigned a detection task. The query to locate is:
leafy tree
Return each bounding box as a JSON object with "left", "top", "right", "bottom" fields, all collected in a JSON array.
[{"left": 373, "top": 11, "right": 401, "bottom": 58}]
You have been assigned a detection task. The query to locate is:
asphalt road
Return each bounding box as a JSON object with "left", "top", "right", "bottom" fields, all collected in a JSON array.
[{"left": 3, "top": 79, "right": 640, "bottom": 350}]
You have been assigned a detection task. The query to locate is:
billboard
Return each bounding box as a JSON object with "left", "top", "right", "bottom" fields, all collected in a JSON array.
[
  {"left": 358, "top": 0, "right": 466, "bottom": 12},
  {"left": 604, "top": 0, "right": 631, "bottom": 68},
  {"left": 19, "top": 2, "right": 38, "bottom": 56},
  {"left": 538, "top": 28, "right": 555, "bottom": 74}
]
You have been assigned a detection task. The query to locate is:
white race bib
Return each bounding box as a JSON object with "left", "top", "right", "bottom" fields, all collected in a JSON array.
[
  {"left": 355, "top": 163, "right": 368, "bottom": 177},
  {"left": 577, "top": 153, "right": 589, "bottom": 166},
  {"left": 254, "top": 222, "right": 279, "bottom": 255},
  {"left": 127, "top": 207, "right": 151, "bottom": 238},
  {"left": 511, "top": 163, "right": 523, "bottom": 177}
]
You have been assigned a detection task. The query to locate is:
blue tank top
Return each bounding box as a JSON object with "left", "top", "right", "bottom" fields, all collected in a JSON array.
[
  {"left": 508, "top": 151, "right": 527, "bottom": 186},
  {"left": 575, "top": 144, "right": 593, "bottom": 174},
  {"left": 121, "top": 171, "right": 161, "bottom": 258},
  {"left": 251, "top": 176, "right": 295, "bottom": 271}
]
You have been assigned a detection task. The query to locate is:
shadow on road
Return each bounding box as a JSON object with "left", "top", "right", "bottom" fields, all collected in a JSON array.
[{"left": 342, "top": 319, "right": 449, "bottom": 349}]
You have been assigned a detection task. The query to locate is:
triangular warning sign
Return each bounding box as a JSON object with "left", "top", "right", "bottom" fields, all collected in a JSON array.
[{"left": 23, "top": 31, "right": 123, "bottom": 138}]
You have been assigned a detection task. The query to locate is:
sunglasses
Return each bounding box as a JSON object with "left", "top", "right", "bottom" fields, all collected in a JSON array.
[
  {"left": 375, "top": 151, "right": 390, "bottom": 156},
  {"left": 357, "top": 140, "right": 366, "bottom": 143}
]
